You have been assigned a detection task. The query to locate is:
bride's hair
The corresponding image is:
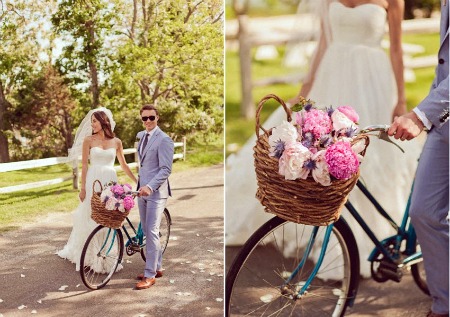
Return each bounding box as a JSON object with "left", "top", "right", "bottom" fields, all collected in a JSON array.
[{"left": 92, "top": 111, "right": 115, "bottom": 139}]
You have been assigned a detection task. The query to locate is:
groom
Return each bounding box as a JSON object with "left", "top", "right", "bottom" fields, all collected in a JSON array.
[
  {"left": 388, "top": 2, "right": 448, "bottom": 316},
  {"left": 135, "top": 104, "right": 174, "bottom": 290}
]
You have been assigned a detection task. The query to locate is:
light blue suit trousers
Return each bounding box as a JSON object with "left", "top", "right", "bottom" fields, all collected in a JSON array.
[{"left": 410, "top": 2, "right": 449, "bottom": 314}]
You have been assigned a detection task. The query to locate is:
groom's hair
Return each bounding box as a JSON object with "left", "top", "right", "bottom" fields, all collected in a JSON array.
[{"left": 140, "top": 104, "right": 158, "bottom": 115}]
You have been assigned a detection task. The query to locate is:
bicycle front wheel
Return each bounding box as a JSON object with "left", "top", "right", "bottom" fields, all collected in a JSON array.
[
  {"left": 80, "top": 225, "right": 124, "bottom": 290},
  {"left": 226, "top": 216, "right": 359, "bottom": 317}
]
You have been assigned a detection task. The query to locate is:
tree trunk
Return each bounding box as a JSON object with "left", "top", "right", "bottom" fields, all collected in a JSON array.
[
  {"left": 0, "top": 81, "right": 11, "bottom": 163},
  {"left": 86, "top": 20, "right": 100, "bottom": 107},
  {"left": 89, "top": 60, "right": 100, "bottom": 107},
  {"left": 131, "top": 0, "right": 137, "bottom": 41}
]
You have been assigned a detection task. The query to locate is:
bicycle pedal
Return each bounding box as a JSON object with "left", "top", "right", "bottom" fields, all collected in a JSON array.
[
  {"left": 129, "top": 244, "right": 141, "bottom": 252},
  {"left": 378, "top": 261, "right": 403, "bottom": 283}
]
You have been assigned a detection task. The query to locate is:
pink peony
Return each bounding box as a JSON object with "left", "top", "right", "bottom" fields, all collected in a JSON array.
[
  {"left": 123, "top": 195, "right": 135, "bottom": 211},
  {"left": 325, "top": 141, "right": 359, "bottom": 180},
  {"left": 302, "top": 109, "right": 332, "bottom": 139},
  {"left": 336, "top": 106, "right": 359, "bottom": 123},
  {"left": 111, "top": 184, "right": 125, "bottom": 196}
]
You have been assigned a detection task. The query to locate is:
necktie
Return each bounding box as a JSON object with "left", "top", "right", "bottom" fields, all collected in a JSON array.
[{"left": 140, "top": 133, "right": 149, "bottom": 155}]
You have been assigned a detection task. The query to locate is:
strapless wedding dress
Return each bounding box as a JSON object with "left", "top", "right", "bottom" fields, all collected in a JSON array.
[
  {"left": 226, "top": 2, "right": 423, "bottom": 277},
  {"left": 57, "top": 147, "right": 119, "bottom": 272}
]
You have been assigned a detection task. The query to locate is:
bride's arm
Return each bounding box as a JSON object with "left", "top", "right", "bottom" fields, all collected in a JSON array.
[
  {"left": 116, "top": 138, "right": 138, "bottom": 184},
  {"left": 387, "top": 0, "right": 407, "bottom": 120},
  {"left": 79, "top": 137, "right": 90, "bottom": 202}
]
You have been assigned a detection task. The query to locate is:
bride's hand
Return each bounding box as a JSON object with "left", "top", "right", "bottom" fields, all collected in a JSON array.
[
  {"left": 391, "top": 101, "right": 407, "bottom": 122},
  {"left": 79, "top": 189, "right": 86, "bottom": 202}
]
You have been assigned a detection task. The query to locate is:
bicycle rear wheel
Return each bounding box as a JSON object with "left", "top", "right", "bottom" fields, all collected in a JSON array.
[
  {"left": 140, "top": 208, "right": 172, "bottom": 261},
  {"left": 226, "top": 216, "right": 359, "bottom": 317},
  {"left": 80, "top": 225, "right": 124, "bottom": 290}
]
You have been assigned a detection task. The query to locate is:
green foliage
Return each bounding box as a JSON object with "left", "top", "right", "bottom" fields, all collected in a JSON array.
[
  {"left": 2, "top": 1, "right": 223, "bottom": 161},
  {"left": 104, "top": 0, "right": 224, "bottom": 143},
  {"left": 11, "top": 65, "right": 77, "bottom": 159}
]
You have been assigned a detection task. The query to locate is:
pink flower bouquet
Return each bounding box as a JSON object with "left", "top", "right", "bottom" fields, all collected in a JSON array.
[
  {"left": 100, "top": 181, "right": 135, "bottom": 213},
  {"left": 269, "top": 97, "right": 366, "bottom": 186}
]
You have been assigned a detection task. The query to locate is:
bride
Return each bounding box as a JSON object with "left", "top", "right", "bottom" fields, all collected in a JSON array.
[
  {"left": 57, "top": 108, "right": 137, "bottom": 272},
  {"left": 226, "top": 0, "right": 423, "bottom": 277}
]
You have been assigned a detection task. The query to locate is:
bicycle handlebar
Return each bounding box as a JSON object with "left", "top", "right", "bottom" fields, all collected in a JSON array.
[
  {"left": 359, "top": 124, "right": 390, "bottom": 134},
  {"left": 358, "top": 124, "right": 405, "bottom": 153}
]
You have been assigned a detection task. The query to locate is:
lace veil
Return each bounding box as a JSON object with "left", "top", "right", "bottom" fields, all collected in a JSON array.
[
  {"left": 67, "top": 107, "right": 116, "bottom": 166},
  {"left": 283, "top": 0, "right": 334, "bottom": 88}
]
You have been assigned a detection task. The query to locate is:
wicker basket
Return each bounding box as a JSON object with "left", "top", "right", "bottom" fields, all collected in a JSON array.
[
  {"left": 254, "top": 94, "right": 369, "bottom": 226},
  {"left": 91, "top": 180, "right": 130, "bottom": 229}
]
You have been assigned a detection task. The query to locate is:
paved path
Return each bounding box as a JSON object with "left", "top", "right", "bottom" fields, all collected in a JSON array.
[{"left": 0, "top": 165, "right": 224, "bottom": 317}]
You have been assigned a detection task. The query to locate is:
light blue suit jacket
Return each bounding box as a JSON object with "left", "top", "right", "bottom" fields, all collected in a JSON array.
[
  {"left": 417, "top": 2, "right": 449, "bottom": 136},
  {"left": 136, "top": 127, "right": 174, "bottom": 199}
]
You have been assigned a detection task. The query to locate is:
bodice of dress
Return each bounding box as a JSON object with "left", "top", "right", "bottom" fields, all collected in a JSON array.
[
  {"left": 89, "top": 147, "right": 116, "bottom": 167},
  {"left": 329, "top": 2, "right": 387, "bottom": 47}
]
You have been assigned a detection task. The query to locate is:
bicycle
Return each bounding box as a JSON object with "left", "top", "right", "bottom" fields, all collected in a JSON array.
[
  {"left": 226, "top": 125, "right": 429, "bottom": 316},
  {"left": 80, "top": 192, "right": 172, "bottom": 290}
]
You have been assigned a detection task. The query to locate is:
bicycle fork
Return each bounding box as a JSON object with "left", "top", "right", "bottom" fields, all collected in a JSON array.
[{"left": 282, "top": 224, "right": 334, "bottom": 299}]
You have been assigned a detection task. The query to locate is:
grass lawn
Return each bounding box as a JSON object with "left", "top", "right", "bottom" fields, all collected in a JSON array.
[
  {"left": 225, "top": 33, "right": 440, "bottom": 155},
  {"left": 0, "top": 138, "right": 223, "bottom": 232}
]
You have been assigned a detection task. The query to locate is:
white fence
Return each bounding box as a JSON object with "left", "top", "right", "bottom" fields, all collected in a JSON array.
[{"left": 0, "top": 137, "right": 186, "bottom": 194}]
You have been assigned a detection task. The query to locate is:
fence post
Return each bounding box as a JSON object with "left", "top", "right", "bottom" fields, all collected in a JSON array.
[
  {"left": 72, "top": 159, "right": 79, "bottom": 189},
  {"left": 182, "top": 136, "right": 186, "bottom": 161}
]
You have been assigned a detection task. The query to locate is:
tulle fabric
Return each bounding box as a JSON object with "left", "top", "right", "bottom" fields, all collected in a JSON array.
[
  {"left": 225, "top": 3, "right": 423, "bottom": 278},
  {"left": 57, "top": 147, "right": 120, "bottom": 272}
]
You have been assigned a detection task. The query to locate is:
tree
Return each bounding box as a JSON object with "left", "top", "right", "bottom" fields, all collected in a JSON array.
[
  {"left": 51, "top": 0, "right": 115, "bottom": 108},
  {"left": 0, "top": 0, "right": 48, "bottom": 162},
  {"left": 104, "top": 0, "right": 224, "bottom": 144},
  {"left": 12, "top": 65, "right": 77, "bottom": 158}
]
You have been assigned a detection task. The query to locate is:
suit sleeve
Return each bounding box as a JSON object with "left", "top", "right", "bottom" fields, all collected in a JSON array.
[
  {"left": 417, "top": 75, "right": 449, "bottom": 129},
  {"left": 147, "top": 136, "right": 174, "bottom": 191}
]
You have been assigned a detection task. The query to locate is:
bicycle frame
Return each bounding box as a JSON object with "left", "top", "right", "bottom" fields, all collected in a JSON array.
[
  {"left": 123, "top": 217, "right": 145, "bottom": 248},
  {"left": 287, "top": 179, "right": 422, "bottom": 298}
]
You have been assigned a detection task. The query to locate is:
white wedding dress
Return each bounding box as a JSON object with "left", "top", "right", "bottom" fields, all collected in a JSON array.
[
  {"left": 57, "top": 147, "right": 119, "bottom": 272},
  {"left": 226, "top": 2, "right": 423, "bottom": 277}
]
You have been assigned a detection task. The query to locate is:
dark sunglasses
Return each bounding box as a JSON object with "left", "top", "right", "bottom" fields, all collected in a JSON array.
[{"left": 141, "top": 116, "right": 156, "bottom": 122}]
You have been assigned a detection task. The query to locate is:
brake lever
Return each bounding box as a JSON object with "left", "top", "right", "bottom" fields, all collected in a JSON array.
[{"left": 378, "top": 130, "right": 405, "bottom": 153}]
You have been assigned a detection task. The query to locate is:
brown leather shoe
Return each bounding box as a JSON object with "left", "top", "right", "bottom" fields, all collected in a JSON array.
[
  {"left": 427, "top": 311, "right": 449, "bottom": 317},
  {"left": 135, "top": 277, "right": 155, "bottom": 290},
  {"left": 136, "top": 270, "right": 163, "bottom": 280}
]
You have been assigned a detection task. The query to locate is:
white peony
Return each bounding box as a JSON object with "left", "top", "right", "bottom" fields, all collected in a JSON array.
[
  {"left": 311, "top": 150, "right": 331, "bottom": 186},
  {"left": 100, "top": 187, "right": 113, "bottom": 202},
  {"left": 105, "top": 196, "right": 118, "bottom": 211},
  {"left": 268, "top": 121, "right": 299, "bottom": 158},
  {"left": 279, "top": 142, "right": 311, "bottom": 180}
]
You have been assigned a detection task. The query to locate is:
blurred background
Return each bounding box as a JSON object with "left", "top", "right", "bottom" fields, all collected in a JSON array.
[{"left": 225, "top": 0, "right": 441, "bottom": 156}]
